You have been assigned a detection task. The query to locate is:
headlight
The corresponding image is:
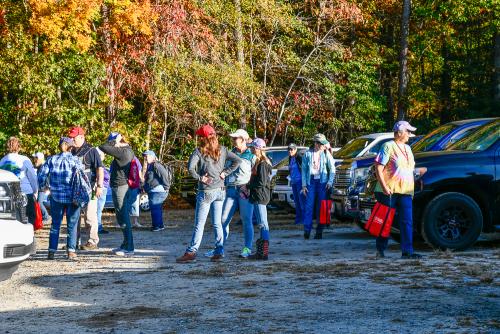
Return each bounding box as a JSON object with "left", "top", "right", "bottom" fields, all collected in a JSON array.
[
  {"left": 0, "top": 183, "right": 17, "bottom": 220},
  {"left": 353, "top": 167, "right": 370, "bottom": 184}
]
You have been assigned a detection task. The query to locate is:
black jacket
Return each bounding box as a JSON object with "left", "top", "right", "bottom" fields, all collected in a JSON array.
[
  {"left": 248, "top": 160, "right": 272, "bottom": 205},
  {"left": 98, "top": 141, "right": 134, "bottom": 188},
  {"left": 144, "top": 161, "right": 170, "bottom": 193}
]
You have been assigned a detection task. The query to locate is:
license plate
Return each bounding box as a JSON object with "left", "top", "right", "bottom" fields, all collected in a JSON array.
[{"left": 278, "top": 194, "right": 286, "bottom": 201}]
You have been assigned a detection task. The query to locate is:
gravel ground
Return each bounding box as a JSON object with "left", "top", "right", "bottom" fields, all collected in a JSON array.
[{"left": 0, "top": 208, "right": 499, "bottom": 334}]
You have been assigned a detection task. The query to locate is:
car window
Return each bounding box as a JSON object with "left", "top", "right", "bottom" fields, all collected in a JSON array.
[
  {"left": 448, "top": 119, "right": 499, "bottom": 151},
  {"left": 443, "top": 126, "right": 479, "bottom": 149},
  {"left": 266, "top": 150, "right": 289, "bottom": 167},
  {"left": 365, "top": 138, "right": 392, "bottom": 156},
  {"left": 334, "top": 138, "right": 374, "bottom": 159},
  {"left": 412, "top": 124, "right": 456, "bottom": 152}
]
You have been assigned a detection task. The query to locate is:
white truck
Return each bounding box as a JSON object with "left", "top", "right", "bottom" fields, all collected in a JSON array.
[{"left": 0, "top": 169, "right": 34, "bottom": 281}]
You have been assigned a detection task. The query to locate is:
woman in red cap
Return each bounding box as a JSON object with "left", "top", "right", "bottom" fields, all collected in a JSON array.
[{"left": 176, "top": 124, "right": 241, "bottom": 263}]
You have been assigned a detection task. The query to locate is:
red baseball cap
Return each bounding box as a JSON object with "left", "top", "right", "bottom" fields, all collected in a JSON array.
[
  {"left": 195, "top": 124, "right": 216, "bottom": 138},
  {"left": 68, "top": 126, "right": 85, "bottom": 138}
]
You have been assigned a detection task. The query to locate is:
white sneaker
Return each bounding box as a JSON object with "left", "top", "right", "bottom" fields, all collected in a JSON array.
[
  {"left": 133, "top": 221, "right": 143, "bottom": 228},
  {"left": 112, "top": 248, "right": 134, "bottom": 256}
]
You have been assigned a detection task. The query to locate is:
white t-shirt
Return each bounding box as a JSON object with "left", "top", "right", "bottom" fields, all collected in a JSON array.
[{"left": 0, "top": 153, "right": 38, "bottom": 194}]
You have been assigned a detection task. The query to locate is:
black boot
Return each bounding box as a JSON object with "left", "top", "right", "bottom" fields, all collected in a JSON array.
[
  {"left": 249, "top": 239, "right": 263, "bottom": 260},
  {"left": 261, "top": 240, "right": 269, "bottom": 261},
  {"left": 304, "top": 231, "right": 310, "bottom": 240},
  {"left": 314, "top": 231, "right": 323, "bottom": 239}
]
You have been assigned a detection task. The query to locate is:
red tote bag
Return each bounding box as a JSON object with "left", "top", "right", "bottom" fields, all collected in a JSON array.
[
  {"left": 319, "top": 199, "right": 333, "bottom": 225},
  {"left": 364, "top": 201, "right": 395, "bottom": 238},
  {"left": 34, "top": 202, "right": 43, "bottom": 231}
]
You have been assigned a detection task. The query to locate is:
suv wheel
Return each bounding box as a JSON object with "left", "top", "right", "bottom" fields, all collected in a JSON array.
[
  {"left": 139, "top": 193, "right": 150, "bottom": 212},
  {"left": 421, "top": 192, "right": 482, "bottom": 250}
]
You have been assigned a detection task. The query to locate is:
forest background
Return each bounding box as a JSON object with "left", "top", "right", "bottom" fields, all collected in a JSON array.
[{"left": 0, "top": 0, "right": 498, "bottom": 165}]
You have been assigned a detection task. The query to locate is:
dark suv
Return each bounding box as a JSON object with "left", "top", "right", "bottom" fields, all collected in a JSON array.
[{"left": 358, "top": 118, "right": 500, "bottom": 250}]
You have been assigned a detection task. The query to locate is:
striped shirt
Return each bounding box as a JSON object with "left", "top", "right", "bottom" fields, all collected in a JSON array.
[{"left": 38, "top": 152, "right": 84, "bottom": 204}]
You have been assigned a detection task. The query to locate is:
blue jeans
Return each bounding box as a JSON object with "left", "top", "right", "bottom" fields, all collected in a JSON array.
[
  {"left": 254, "top": 203, "right": 270, "bottom": 241},
  {"left": 221, "top": 186, "right": 254, "bottom": 249},
  {"left": 291, "top": 182, "right": 306, "bottom": 225},
  {"left": 375, "top": 192, "right": 414, "bottom": 254},
  {"left": 187, "top": 189, "right": 225, "bottom": 254},
  {"left": 129, "top": 188, "right": 140, "bottom": 217},
  {"left": 97, "top": 187, "right": 108, "bottom": 232},
  {"left": 303, "top": 178, "right": 327, "bottom": 233},
  {"left": 112, "top": 185, "right": 134, "bottom": 252},
  {"left": 37, "top": 191, "right": 49, "bottom": 221},
  {"left": 149, "top": 191, "right": 168, "bottom": 228},
  {"left": 48, "top": 198, "right": 81, "bottom": 253}
]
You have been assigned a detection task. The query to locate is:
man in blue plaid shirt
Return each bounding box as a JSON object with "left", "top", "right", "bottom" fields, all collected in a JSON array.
[{"left": 38, "top": 137, "right": 85, "bottom": 261}]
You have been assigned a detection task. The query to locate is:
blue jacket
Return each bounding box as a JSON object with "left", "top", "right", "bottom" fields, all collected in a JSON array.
[{"left": 301, "top": 149, "right": 335, "bottom": 187}]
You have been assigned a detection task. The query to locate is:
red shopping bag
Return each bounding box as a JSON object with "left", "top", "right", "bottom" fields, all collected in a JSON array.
[
  {"left": 34, "top": 202, "right": 43, "bottom": 231},
  {"left": 319, "top": 200, "right": 333, "bottom": 225},
  {"left": 364, "top": 202, "right": 395, "bottom": 238}
]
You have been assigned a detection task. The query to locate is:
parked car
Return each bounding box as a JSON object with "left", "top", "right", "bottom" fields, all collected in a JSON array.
[
  {"left": 338, "top": 118, "right": 494, "bottom": 220},
  {"left": 358, "top": 118, "right": 500, "bottom": 250},
  {"left": 0, "top": 170, "right": 34, "bottom": 281}
]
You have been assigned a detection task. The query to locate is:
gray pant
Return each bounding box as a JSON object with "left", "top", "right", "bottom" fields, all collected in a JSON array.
[{"left": 112, "top": 184, "right": 134, "bottom": 251}]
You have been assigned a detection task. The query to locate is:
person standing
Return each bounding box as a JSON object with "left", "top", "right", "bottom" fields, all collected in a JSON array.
[
  {"left": 129, "top": 156, "right": 143, "bottom": 228},
  {"left": 68, "top": 126, "right": 104, "bottom": 250},
  {"left": 205, "top": 129, "right": 256, "bottom": 259},
  {"left": 0, "top": 137, "right": 38, "bottom": 225},
  {"left": 96, "top": 148, "right": 110, "bottom": 234},
  {"left": 99, "top": 132, "right": 135, "bottom": 256},
  {"left": 33, "top": 151, "right": 50, "bottom": 222},
  {"left": 247, "top": 138, "right": 272, "bottom": 260},
  {"left": 176, "top": 125, "right": 241, "bottom": 263},
  {"left": 38, "top": 137, "right": 84, "bottom": 260},
  {"left": 373, "top": 121, "right": 423, "bottom": 259},
  {"left": 301, "top": 134, "right": 335, "bottom": 240},
  {"left": 287, "top": 143, "right": 305, "bottom": 225},
  {"left": 142, "top": 150, "right": 171, "bottom": 232}
]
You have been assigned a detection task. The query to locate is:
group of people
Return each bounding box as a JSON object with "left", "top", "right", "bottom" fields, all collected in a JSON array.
[
  {"left": 0, "top": 128, "right": 171, "bottom": 260},
  {"left": 1, "top": 119, "right": 423, "bottom": 262}
]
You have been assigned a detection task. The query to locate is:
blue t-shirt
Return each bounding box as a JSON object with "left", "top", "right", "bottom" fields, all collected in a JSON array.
[{"left": 289, "top": 157, "right": 302, "bottom": 184}]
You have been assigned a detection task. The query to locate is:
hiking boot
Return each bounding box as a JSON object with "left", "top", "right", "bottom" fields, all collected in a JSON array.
[
  {"left": 67, "top": 251, "right": 78, "bottom": 261},
  {"left": 176, "top": 252, "right": 196, "bottom": 263},
  {"left": 112, "top": 248, "right": 134, "bottom": 257},
  {"left": 47, "top": 252, "right": 55, "bottom": 260},
  {"left": 81, "top": 242, "right": 98, "bottom": 250},
  {"left": 313, "top": 231, "right": 323, "bottom": 239},
  {"left": 261, "top": 240, "right": 269, "bottom": 261},
  {"left": 249, "top": 239, "right": 264, "bottom": 260},
  {"left": 239, "top": 247, "right": 252, "bottom": 259},
  {"left": 376, "top": 250, "right": 385, "bottom": 259},
  {"left": 402, "top": 253, "right": 422, "bottom": 260},
  {"left": 304, "top": 231, "right": 310, "bottom": 240},
  {"left": 210, "top": 253, "right": 224, "bottom": 262}
]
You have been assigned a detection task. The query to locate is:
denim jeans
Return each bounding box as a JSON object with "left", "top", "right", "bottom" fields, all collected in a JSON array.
[
  {"left": 97, "top": 187, "right": 108, "bottom": 232},
  {"left": 48, "top": 198, "right": 81, "bottom": 253},
  {"left": 303, "top": 178, "right": 327, "bottom": 233},
  {"left": 254, "top": 203, "right": 270, "bottom": 241},
  {"left": 375, "top": 192, "right": 414, "bottom": 254},
  {"left": 149, "top": 191, "right": 168, "bottom": 228},
  {"left": 129, "top": 188, "right": 140, "bottom": 217},
  {"left": 221, "top": 186, "right": 254, "bottom": 249},
  {"left": 291, "top": 182, "right": 306, "bottom": 225},
  {"left": 112, "top": 185, "right": 134, "bottom": 252},
  {"left": 26, "top": 193, "right": 36, "bottom": 225},
  {"left": 37, "top": 191, "right": 49, "bottom": 221},
  {"left": 187, "top": 189, "right": 225, "bottom": 254}
]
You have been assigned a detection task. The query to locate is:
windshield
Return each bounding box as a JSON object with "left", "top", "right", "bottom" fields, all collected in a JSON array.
[
  {"left": 266, "top": 150, "right": 289, "bottom": 167},
  {"left": 334, "top": 138, "right": 374, "bottom": 159},
  {"left": 412, "top": 124, "right": 456, "bottom": 152},
  {"left": 448, "top": 119, "right": 499, "bottom": 151}
]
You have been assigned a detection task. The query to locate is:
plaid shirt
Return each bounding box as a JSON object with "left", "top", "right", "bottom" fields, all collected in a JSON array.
[{"left": 38, "top": 152, "right": 84, "bottom": 204}]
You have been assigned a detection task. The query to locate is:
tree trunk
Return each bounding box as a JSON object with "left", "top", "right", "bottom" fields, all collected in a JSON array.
[
  {"left": 440, "top": 40, "right": 452, "bottom": 124},
  {"left": 101, "top": 3, "right": 116, "bottom": 124},
  {"left": 397, "top": 0, "right": 411, "bottom": 121},
  {"left": 494, "top": 31, "right": 500, "bottom": 103},
  {"left": 234, "top": 0, "right": 246, "bottom": 129}
]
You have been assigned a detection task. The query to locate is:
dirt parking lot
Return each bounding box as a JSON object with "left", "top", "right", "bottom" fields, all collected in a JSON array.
[{"left": 0, "top": 209, "right": 499, "bottom": 333}]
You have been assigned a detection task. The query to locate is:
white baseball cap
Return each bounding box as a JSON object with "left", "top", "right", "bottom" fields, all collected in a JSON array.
[
  {"left": 229, "top": 129, "right": 250, "bottom": 140},
  {"left": 32, "top": 152, "right": 44, "bottom": 159}
]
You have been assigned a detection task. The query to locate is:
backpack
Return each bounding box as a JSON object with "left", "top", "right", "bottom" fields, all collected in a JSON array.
[
  {"left": 128, "top": 157, "right": 141, "bottom": 189},
  {"left": 71, "top": 167, "right": 92, "bottom": 207},
  {"left": 155, "top": 161, "right": 173, "bottom": 191}
]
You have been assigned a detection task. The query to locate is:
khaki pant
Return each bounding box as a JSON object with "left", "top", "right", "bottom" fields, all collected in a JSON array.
[{"left": 80, "top": 198, "right": 99, "bottom": 246}]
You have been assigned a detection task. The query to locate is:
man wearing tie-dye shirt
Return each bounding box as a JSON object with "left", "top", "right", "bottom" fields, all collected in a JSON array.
[{"left": 373, "top": 121, "right": 422, "bottom": 259}]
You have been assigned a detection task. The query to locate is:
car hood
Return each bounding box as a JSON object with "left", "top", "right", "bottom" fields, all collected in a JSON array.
[{"left": 414, "top": 150, "right": 476, "bottom": 166}]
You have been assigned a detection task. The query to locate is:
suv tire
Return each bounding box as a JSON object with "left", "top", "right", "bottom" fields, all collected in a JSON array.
[{"left": 421, "top": 192, "right": 482, "bottom": 251}]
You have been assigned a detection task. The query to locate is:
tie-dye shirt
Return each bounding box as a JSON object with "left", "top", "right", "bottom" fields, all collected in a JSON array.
[{"left": 374, "top": 140, "right": 415, "bottom": 195}]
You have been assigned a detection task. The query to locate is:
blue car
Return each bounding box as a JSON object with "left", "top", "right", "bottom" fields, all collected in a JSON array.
[{"left": 334, "top": 118, "right": 495, "bottom": 220}]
